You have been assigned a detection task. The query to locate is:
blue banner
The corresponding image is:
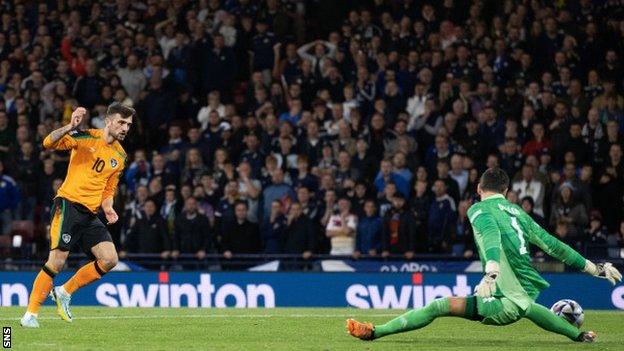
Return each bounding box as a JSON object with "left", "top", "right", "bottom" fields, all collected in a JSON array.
[
  {"left": 0, "top": 272, "right": 622, "bottom": 310},
  {"left": 335, "top": 260, "right": 478, "bottom": 272}
]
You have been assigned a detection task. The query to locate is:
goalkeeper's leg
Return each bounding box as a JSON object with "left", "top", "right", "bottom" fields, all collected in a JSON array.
[
  {"left": 524, "top": 303, "right": 591, "bottom": 341},
  {"left": 347, "top": 297, "right": 479, "bottom": 340}
]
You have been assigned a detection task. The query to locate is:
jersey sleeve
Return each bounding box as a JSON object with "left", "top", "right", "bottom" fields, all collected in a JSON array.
[
  {"left": 523, "top": 213, "right": 586, "bottom": 270},
  {"left": 102, "top": 160, "right": 125, "bottom": 201},
  {"left": 43, "top": 134, "right": 78, "bottom": 150},
  {"left": 468, "top": 206, "right": 501, "bottom": 263}
]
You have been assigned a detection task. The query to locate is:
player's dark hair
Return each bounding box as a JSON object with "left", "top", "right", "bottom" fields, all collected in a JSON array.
[
  {"left": 479, "top": 167, "right": 509, "bottom": 194},
  {"left": 106, "top": 102, "right": 136, "bottom": 119}
]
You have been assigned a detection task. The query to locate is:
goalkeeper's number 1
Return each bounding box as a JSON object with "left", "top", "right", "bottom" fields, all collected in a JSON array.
[{"left": 510, "top": 217, "right": 528, "bottom": 255}]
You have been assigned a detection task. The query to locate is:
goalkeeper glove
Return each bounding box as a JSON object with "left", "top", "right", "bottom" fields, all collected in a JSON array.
[
  {"left": 475, "top": 261, "right": 499, "bottom": 298},
  {"left": 583, "top": 260, "right": 623, "bottom": 285}
]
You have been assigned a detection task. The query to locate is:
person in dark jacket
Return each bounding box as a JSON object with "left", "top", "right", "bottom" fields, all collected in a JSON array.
[
  {"left": 222, "top": 201, "right": 261, "bottom": 258},
  {"left": 263, "top": 200, "right": 287, "bottom": 254},
  {"left": 354, "top": 199, "right": 382, "bottom": 258},
  {"left": 122, "top": 199, "right": 171, "bottom": 257},
  {"left": 381, "top": 193, "right": 417, "bottom": 259},
  {"left": 73, "top": 59, "right": 104, "bottom": 109},
  {"left": 0, "top": 160, "right": 20, "bottom": 235},
  {"left": 172, "top": 197, "right": 212, "bottom": 260},
  {"left": 284, "top": 202, "right": 315, "bottom": 257},
  {"left": 427, "top": 179, "right": 457, "bottom": 253}
]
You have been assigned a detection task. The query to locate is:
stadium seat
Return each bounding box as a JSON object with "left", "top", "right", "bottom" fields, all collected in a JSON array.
[{"left": 11, "top": 220, "right": 36, "bottom": 242}]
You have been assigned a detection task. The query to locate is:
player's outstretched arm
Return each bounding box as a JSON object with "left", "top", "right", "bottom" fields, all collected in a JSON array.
[
  {"left": 43, "top": 107, "right": 86, "bottom": 149},
  {"left": 582, "top": 261, "right": 622, "bottom": 285},
  {"left": 468, "top": 208, "right": 502, "bottom": 297},
  {"left": 525, "top": 215, "right": 622, "bottom": 285}
]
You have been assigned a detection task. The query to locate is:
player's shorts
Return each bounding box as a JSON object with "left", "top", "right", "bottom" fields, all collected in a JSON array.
[
  {"left": 49, "top": 197, "right": 112, "bottom": 258},
  {"left": 476, "top": 296, "right": 525, "bottom": 326}
]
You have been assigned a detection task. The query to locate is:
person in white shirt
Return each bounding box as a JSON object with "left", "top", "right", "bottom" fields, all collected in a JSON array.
[
  {"left": 448, "top": 154, "right": 469, "bottom": 197},
  {"left": 117, "top": 54, "right": 146, "bottom": 103},
  {"left": 512, "top": 164, "right": 545, "bottom": 216},
  {"left": 297, "top": 40, "right": 336, "bottom": 77},
  {"left": 196, "top": 91, "right": 226, "bottom": 131},
  {"left": 406, "top": 82, "right": 429, "bottom": 130},
  {"left": 326, "top": 197, "right": 358, "bottom": 255}
]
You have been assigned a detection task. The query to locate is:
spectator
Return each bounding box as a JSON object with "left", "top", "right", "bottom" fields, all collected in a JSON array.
[
  {"left": 521, "top": 196, "right": 547, "bottom": 230},
  {"left": 448, "top": 154, "right": 468, "bottom": 198},
  {"left": 122, "top": 199, "right": 171, "bottom": 258},
  {"left": 73, "top": 59, "right": 104, "bottom": 109},
  {"left": 427, "top": 179, "right": 457, "bottom": 253},
  {"left": 117, "top": 54, "right": 147, "bottom": 103},
  {"left": 549, "top": 183, "right": 588, "bottom": 239},
  {"left": 434, "top": 160, "right": 460, "bottom": 204},
  {"left": 284, "top": 202, "right": 315, "bottom": 259},
  {"left": 374, "top": 158, "right": 409, "bottom": 199},
  {"left": 596, "top": 144, "right": 624, "bottom": 231},
  {"left": 0, "top": 160, "right": 20, "bottom": 235},
  {"left": 585, "top": 210, "right": 609, "bottom": 258},
  {"left": 251, "top": 20, "right": 276, "bottom": 85},
  {"left": 160, "top": 185, "right": 182, "bottom": 235},
  {"left": 381, "top": 193, "right": 416, "bottom": 259},
  {"left": 261, "top": 168, "right": 296, "bottom": 221},
  {"left": 522, "top": 122, "right": 550, "bottom": 157},
  {"left": 512, "top": 164, "right": 545, "bottom": 216},
  {"left": 263, "top": 200, "right": 287, "bottom": 254},
  {"left": 222, "top": 201, "right": 261, "bottom": 259},
  {"left": 215, "top": 180, "right": 239, "bottom": 232},
  {"left": 237, "top": 161, "right": 262, "bottom": 223},
  {"left": 0, "top": 112, "right": 13, "bottom": 162},
  {"left": 172, "top": 197, "right": 212, "bottom": 260},
  {"left": 12, "top": 142, "right": 37, "bottom": 220},
  {"left": 197, "top": 91, "right": 227, "bottom": 131},
  {"left": 297, "top": 39, "right": 336, "bottom": 79},
  {"left": 452, "top": 200, "right": 473, "bottom": 257},
  {"left": 354, "top": 199, "right": 382, "bottom": 259},
  {"left": 325, "top": 197, "right": 357, "bottom": 255}
]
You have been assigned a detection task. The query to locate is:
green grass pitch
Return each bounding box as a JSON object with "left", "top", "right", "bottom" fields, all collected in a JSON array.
[{"left": 1, "top": 307, "right": 622, "bottom": 350}]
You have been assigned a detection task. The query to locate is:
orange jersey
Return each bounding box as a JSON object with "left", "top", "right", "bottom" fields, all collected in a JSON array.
[{"left": 43, "top": 129, "right": 126, "bottom": 213}]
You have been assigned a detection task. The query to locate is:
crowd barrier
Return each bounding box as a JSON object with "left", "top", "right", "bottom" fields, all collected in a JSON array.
[{"left": 0, "top": 272, "right": 622, "bottom": 310}]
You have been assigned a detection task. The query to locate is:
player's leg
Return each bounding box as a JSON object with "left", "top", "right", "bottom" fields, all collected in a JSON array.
[
  {"left": 348, "top": 296, "right": 479, "bottom": 340},
  {"left": 53, "top": 221, "right": 116, "bottom": 322},
  {"left": 61, "top": 241, "right": 117, "bottom": 295},
  {"left": 22, "top": 200, "right": 71, "bottom": 327},
  {"left": 26, "top": 249, "right": 69, "bottom": 312},
  {"left": 524, "top": 302, "right": 595, "bottom": 342}
]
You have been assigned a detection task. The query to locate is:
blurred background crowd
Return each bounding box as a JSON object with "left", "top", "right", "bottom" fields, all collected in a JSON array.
[{"left": 0, "top": 0, "right": 623, "bottom": 263}]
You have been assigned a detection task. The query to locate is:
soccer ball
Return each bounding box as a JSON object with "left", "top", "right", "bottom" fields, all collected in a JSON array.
[{"left": 550, "top": 299, "right": 584, "bottom": 328}]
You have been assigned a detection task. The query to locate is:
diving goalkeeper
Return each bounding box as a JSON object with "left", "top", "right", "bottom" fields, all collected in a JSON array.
[{"left": 347, "top": 167, "right": 622, "bottom": 343}]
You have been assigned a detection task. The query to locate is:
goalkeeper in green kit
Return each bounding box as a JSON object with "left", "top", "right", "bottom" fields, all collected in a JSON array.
[{"left": 347, "top": 167, "right": 622, "bottom": 343}]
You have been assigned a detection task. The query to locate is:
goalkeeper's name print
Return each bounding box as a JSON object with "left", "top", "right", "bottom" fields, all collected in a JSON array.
[{"left": 2, "top": 327, "right": 10, "bottom": 349}]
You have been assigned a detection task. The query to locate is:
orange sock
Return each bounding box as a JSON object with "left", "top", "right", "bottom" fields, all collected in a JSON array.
[
  {"left": 27, "top": 265, "right": 57, "bottom": 315},
  {"left": 63, "top": 261, "right": 107, "bottom": 295}
]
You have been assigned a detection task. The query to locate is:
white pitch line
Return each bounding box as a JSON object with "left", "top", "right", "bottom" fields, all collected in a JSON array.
[{"left": 7, "top": 313, "right": 399, "bottom": 321}]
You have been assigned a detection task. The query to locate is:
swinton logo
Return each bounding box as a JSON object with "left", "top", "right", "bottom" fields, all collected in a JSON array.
[{"left": 96, "top": 273, "right": 275, "bottom": 308}]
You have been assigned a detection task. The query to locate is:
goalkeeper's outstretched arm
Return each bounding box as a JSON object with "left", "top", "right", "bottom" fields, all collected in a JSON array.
[
  {"left": 468, "top": 208, "right": 502, "bottom": 297},
  {"left": 526, "top": 214, "right": 622, "bottom": 285}
]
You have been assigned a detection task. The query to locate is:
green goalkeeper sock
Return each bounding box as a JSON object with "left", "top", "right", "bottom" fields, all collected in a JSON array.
[
  {"left": 524, "top": 303, "right": 582, "bottom": 341},
  {"left": 373, "top": 298, "right": 450, "bottom": 338}
]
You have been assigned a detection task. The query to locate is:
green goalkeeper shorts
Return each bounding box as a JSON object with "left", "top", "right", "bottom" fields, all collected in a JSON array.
[{"left": 476, "top": 296, "right": 525, "bottom": 326}]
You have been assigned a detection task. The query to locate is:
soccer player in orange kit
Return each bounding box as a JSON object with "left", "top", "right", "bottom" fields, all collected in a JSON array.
[{"left": 21, "top": 103, "right": 135, "bottom": 328}]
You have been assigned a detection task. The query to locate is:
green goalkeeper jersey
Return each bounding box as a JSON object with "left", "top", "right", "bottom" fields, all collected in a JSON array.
[{"left": 467, "top": 194, "right": 586, "bottom": 310}]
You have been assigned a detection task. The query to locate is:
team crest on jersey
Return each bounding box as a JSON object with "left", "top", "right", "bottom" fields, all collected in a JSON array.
[
  {"left": 62, "top": 233, "right": 71, "bottom": 244},
  {"left": 110, "top": 158, "right": 118, "bottom": 168}
]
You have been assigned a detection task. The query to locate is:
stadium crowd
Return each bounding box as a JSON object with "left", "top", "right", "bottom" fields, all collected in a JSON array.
[{"left": 0, "top": 0, "right": 623, "bottom": 263}]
